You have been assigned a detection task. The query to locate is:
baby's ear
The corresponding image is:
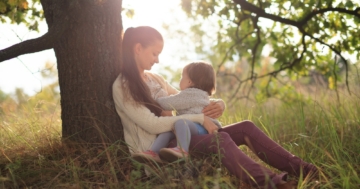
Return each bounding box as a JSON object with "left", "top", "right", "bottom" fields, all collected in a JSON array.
[{"left": 189, "top": 80, "right": 194, "bottom": 87}]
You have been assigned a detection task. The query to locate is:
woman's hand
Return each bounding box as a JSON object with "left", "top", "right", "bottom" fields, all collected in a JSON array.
[
  {"left": 161, "top": 110, "right": 173, "bottom": 117},
  {"left": 203, "top": 116, "right": 219, "bottom": 134},
  {"left": 202, "top": 101, "right": 225, "bottom": 119}
]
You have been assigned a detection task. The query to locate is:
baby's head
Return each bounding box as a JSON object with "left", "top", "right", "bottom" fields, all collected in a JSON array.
[{"left": 180, "top": 62, "right": 216, "bottom": 95}]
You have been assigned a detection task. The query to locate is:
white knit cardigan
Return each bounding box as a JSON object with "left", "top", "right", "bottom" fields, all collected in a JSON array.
[{"left": 112, "top": 72, "right": 204, "bottom": 154}]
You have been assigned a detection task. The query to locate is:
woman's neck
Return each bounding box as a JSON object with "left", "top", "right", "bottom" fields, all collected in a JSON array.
[
  {"left": 139, "top": 70, "right": 148, "bottom": 82},
  {"left": 137, "top": 66, "right": 147, "bottom": 81}
]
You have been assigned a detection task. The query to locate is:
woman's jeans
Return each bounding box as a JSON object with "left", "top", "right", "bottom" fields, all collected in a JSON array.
[{"left": 167, "top": 120, "right": 315, "bottom": 189}]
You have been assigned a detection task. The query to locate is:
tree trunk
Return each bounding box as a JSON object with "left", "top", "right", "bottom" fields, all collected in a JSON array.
[{"left": 42, "top": 0, "right": 124, "bottom": 143}]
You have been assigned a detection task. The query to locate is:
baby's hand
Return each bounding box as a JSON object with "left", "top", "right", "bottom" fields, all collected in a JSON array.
[{"left": 161, "top": 110, "right": 173, "bottom": 117}]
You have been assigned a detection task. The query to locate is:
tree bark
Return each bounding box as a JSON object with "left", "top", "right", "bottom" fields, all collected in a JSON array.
[{"left": 42, "top": 0, "right": 124, "bottom": 143}]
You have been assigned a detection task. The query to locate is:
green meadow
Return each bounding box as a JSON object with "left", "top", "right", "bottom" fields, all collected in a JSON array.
[{"left": 0, "top": 84, "right": 359, "bottom": 189}]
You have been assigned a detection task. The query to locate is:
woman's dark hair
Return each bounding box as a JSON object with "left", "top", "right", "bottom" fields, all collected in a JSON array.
[
  {"left": 121, "top": 26, "right": 163, "bottom": 116},
  {"left": 184, "top": 62, "right": 216, "bottom": 96}
]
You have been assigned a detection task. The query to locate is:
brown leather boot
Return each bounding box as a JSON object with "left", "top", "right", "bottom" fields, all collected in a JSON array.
[{"left": 275, "top": 180, "right": 297, "bottom": 189}]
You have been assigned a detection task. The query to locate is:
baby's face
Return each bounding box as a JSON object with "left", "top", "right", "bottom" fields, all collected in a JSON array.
[{"left": 179, "top": 69, "right": 193, "bottom": 90}]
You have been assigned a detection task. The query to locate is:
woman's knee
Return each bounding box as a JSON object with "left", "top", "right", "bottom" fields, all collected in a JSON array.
[
  {"left": 221, "top": 120, "right": 257, "bottom": 134},
  {"left": 240, "top": 120, "right": 256, "bottom": 127},
  {"left": 238, "top": 120, "right": 263, "bottom": 135},
  {"left": 215, "top": 132, "right": 233, "bottom": 145},
  {"left": 210, "top": 132, "right": 240, "bottom": 155}
]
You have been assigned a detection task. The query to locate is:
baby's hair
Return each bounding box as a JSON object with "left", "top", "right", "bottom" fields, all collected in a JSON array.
[{"left": 184, "top": 62, "right": 216, "bottom": 95}]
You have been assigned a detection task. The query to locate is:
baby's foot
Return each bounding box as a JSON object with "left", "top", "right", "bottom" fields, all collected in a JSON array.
[{"left": 159, "top": 147, "right": 189, "bottom": 162}]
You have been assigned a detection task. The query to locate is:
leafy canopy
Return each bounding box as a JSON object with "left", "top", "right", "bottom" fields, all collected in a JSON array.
[
  {"left": 181, "top": 0, "right": 360, "bottom": 97},
  {"left": 0, "top": 0, "right": 43, "bottom": 31}
]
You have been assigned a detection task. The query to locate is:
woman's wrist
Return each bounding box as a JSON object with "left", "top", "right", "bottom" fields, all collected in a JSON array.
[{"left": 203, "top": 116, "right": 218, "bottom": 134}]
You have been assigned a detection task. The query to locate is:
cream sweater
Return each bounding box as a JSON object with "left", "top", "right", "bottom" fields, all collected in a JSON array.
[{"left": 112, "top": 72, "right": 204, "bottom": 154}]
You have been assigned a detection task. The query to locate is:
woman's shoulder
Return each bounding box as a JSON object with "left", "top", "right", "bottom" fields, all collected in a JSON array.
[
  {"left": 113, "top": 74, "right": 125, "bottom": 87},
  {"left": 112, "top": 74, "right": 128, "bottom": 97}
]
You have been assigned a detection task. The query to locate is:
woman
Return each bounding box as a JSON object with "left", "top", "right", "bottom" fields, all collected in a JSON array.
[{"left": 112, "top": 26, "right": 318, "bottom": 189}]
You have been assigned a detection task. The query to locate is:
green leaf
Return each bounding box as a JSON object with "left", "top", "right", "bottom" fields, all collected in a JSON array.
[{"left": 345, "top": 1, "right": 354, "bottom": 7}]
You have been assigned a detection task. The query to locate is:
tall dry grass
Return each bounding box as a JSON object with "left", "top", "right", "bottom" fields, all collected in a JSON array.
[{"left": 0, "top": 85, "right": 359, "bottom": 188}]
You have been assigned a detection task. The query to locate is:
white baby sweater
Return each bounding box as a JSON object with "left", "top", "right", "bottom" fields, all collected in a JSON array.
[{"left": 157, "top": 88, "right": 222, "bottom": 128}]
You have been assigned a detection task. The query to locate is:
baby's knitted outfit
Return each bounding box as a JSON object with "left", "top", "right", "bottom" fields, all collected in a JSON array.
[{"left": 157, "top": 88, "right": 222, "bottom": 128}]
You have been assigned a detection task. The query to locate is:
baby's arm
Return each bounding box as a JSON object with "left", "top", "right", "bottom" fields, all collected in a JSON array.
[{"left": 156, "top": 91, "right": 194, "bottom": 111}]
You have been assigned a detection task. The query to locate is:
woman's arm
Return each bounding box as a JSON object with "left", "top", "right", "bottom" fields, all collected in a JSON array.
[
  {"left": 203, "top": 116, "right": 219, "bottom": 134},
  {"left": 119, "top": 102, "right": 203, "bottom": 135},
  {"left": 203, "top": 99, "right": 226, "bottom": 119},
  {"left": 113, "top": 78, "right": 204, "bottom": 134}
]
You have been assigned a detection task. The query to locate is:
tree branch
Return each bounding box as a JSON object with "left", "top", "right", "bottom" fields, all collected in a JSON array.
[
  {"left": 0, "top": 33, "right": 55, "bottom": 62},
  {"left": 299, "top": 7, "right": 360, "bottom": 26},
  {"left": 0, "top": 1, "right": 72, "bottom": 63},
  {"left": 233, "top": 0, "right": 360, "bottom": 29},
  {"left": 232, "top": 34, "right": 307, "bottom": 88},
  {"left": 232, "top": 0, "right": 299, "bottom": 27}
]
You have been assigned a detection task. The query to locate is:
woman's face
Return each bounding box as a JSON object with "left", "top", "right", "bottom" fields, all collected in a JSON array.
[
  {"left": 179, "top": 69, "right": 193, "bottom": 90},
  {"left": 134, "top": 39, "right": 164, "bottom": 72}
]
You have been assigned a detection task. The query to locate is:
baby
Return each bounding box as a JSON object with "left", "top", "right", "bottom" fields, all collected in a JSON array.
[{"left": 133, "top": 62, "right": 222, "bottom": 163}]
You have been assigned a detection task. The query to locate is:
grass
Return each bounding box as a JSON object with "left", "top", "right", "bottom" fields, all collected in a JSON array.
[{"left": 0, "top": 87, "right": 359, "bottom": 188}]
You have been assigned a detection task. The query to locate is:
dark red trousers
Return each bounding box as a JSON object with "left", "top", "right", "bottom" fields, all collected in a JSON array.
[{"left": 168, "top": 120, "right": 315, "bottom": 189}]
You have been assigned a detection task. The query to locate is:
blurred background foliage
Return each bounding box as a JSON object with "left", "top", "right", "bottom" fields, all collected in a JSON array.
[
  {"left": 0, "top": 61, "right": 59, "bottom": 117},
  {"left": 1, "top": 0, "right": 359, "bottom": 104},
  {"left": 161, "top": 0, "right": 360, "bottom": 102}
]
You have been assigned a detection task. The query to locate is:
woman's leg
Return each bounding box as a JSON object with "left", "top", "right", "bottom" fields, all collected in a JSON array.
[
  {"left": 219, "top": 120, "right": 317, "bottom": 177},
  {"left": 168, "top": 132, "right": 286, "bottom": 189}
]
